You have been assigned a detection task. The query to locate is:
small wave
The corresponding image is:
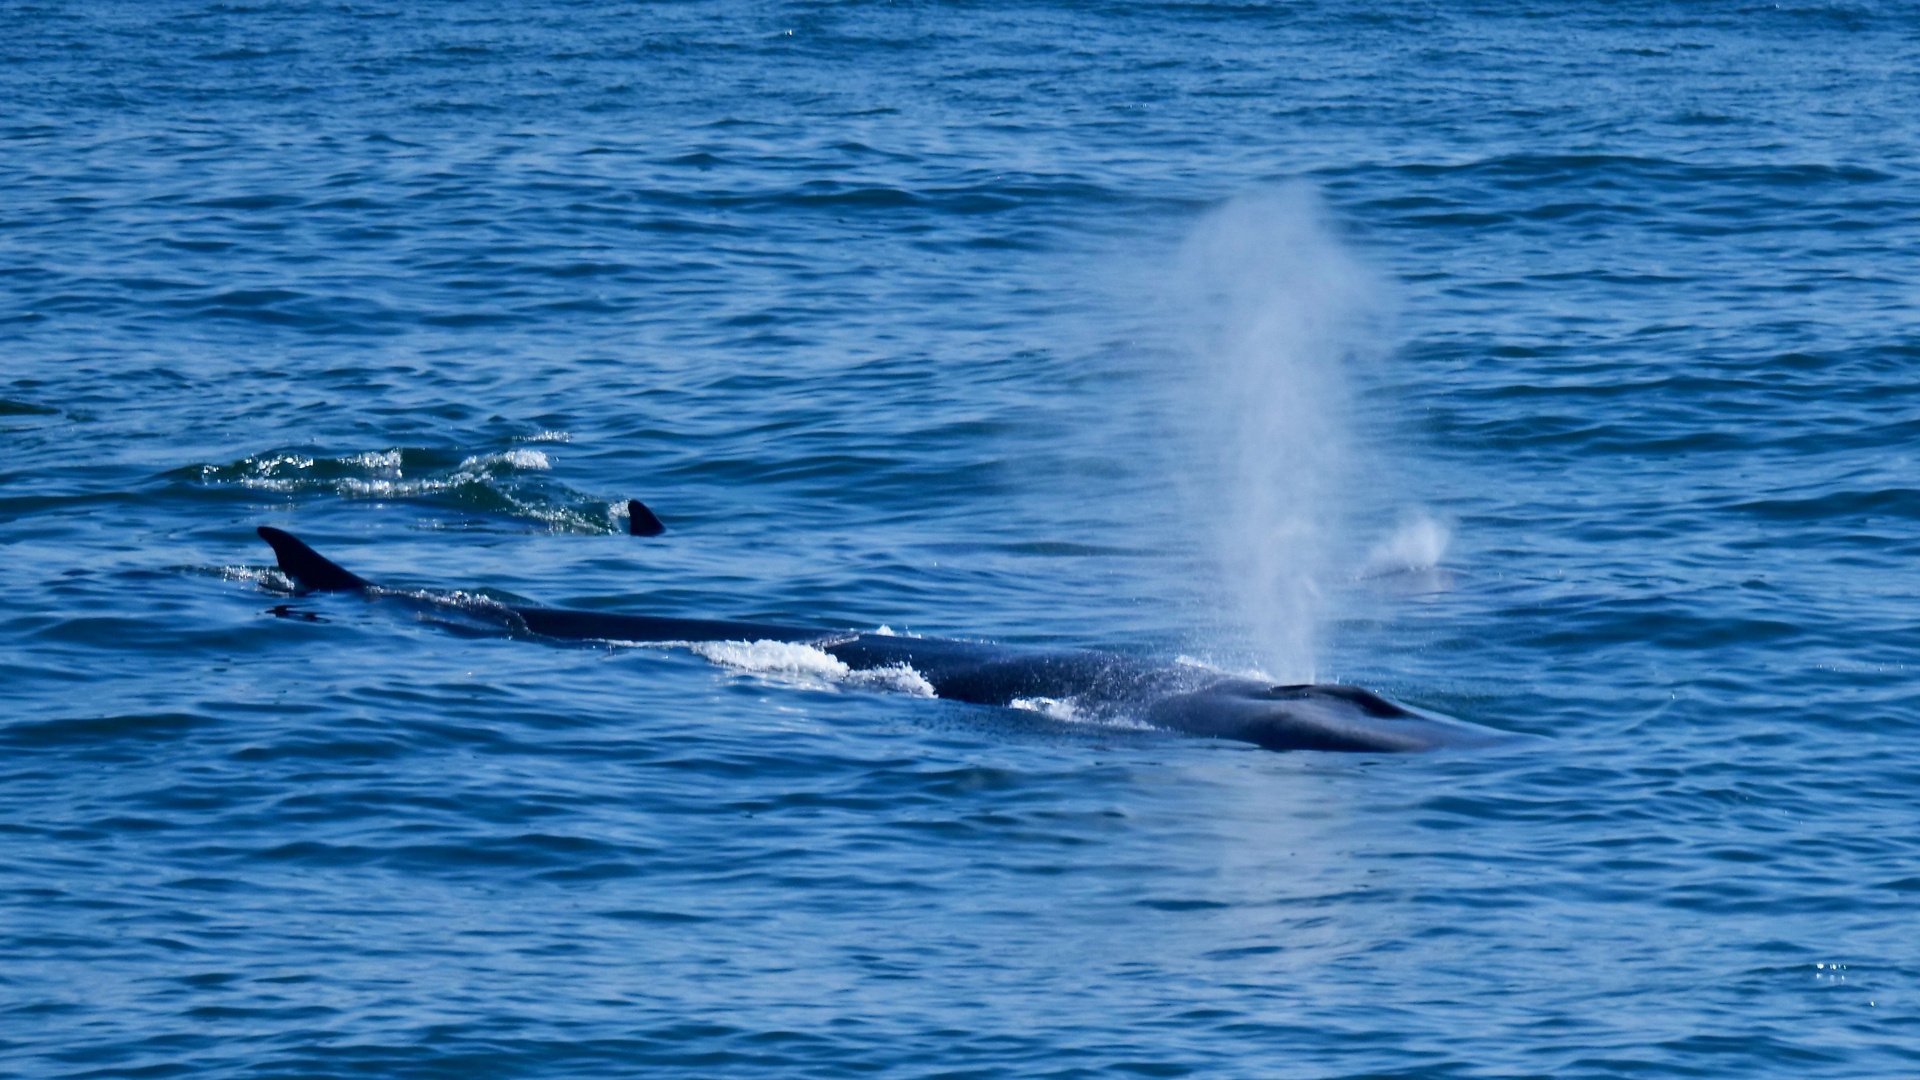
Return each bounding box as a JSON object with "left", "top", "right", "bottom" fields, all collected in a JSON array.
[
  {"left": 346, "top": 449, "right": 402, "bottom": 469},
  {"left": 689, "top": 639, "right": 935, "bottom": 697},
  {"left": 332, "top": 450, "right": 551, "bottom": 497},
  {"left": 490, "top": 449, "right": 552, "bottom": 470},
  {"left": 185, "top": 445, "right": 619, "bottom": 533}
]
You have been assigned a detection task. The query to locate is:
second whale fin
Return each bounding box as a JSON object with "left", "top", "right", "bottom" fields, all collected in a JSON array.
[
  {"left": 627, "top": 499, "right": 665, "bottom": 537},
  {"left": 257, "top": 526, "right": 371, "bottom": 594}
]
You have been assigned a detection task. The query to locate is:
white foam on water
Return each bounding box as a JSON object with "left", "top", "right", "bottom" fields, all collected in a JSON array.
[
  {"left": 1009, "top": 696, "right": 1083, "bottom": 722},
  {"left": 218, "top": 453, "right": 313, "bottom": 490},
  {"left": 688, "top": 639, "right": 935, "bottom": 697},
  {"left": 257, "top": 449, "right": 553, "bottom": 498},
  {"left": 335, "top": 477, "right": 405, "bottom": 496},
  {"left": 692, "top": 639, "right": 849, "bottom": 679},
  {"left": 221, "top": 565, "right": 292, "bottom": 591},
  {"left": 1010, "top": 697, "right": 1158, "bottom": 732},
  {"left": 849, "top": 663, "right": 937, "bottom": 698},
  {"left": 459, "top": 448, "right": 551, "bottom": 472},
  {"left": 346, "top": 449, "right": 402, "bottom": 470},
  {"left": 204, "top": 445, "right": 618, "bottom": 533},
  {"left": 224, "top": 446, "right": 551, "bottom": 496}
]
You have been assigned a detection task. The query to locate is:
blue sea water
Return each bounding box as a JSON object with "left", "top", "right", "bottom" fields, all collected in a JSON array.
[{"left": 4, "top": 1, "right": 1919, "bottom": 1075}]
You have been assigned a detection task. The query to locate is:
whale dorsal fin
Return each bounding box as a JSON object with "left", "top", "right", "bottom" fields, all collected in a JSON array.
[
  {"left": 257, "top": 527, "right": 371, "bottom": 593},
  {"left": 628, "top": 499, "right": 665, "bottom": 537}
]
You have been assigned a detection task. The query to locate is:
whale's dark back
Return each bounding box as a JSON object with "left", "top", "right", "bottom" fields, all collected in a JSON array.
[{"left": 252, "top": 527, "right": 1515, "bottom": 754}]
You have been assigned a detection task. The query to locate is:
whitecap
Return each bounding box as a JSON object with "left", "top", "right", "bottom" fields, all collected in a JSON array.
[
  {"left": 1009, "top": 696, "right": 1083, "bottom": 722},
  {"left": 688, "top": 639, "right": 935, "bottom": 697}
]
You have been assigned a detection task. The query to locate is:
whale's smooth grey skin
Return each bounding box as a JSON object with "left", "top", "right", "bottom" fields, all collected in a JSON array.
[{"left": 255, "top": 526, "right": 1515, "bottom": 754}]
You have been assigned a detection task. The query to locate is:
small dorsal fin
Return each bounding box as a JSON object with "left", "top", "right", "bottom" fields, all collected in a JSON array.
[
  {"left": 257, "top": 527, "right": 371, "bottom": 593},
  {"left": 627, "top": 499, "right": 665, "bottom": 537}
]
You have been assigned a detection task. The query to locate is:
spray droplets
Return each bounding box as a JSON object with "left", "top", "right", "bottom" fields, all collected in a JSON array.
[
  {"left": 1364, "top": 513, "right": 1452, "bottom": 577},
  {"left": 1172, "top": 188, "right": 1390, "bottom": 681}
]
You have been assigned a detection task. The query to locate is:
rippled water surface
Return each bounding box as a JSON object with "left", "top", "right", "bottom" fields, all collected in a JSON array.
[{"left": 5, "top": 2, "right": 1919, "bottom": 1076}]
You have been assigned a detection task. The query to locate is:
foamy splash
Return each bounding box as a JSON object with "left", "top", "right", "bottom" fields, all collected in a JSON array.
[
  {"left": 190, "top": 445, "right": 620, "bottom": 533},
  {"left": 1008, "top": 696, "right": 1157, "bottom": 731},
  {"left": 1363, "top": 514, "right": 1451, "bottom": 576},
  {"left": 332, "top": 449, "right": 550, "bottom": 497},
  {"left": 220, "top": 564, "right": 294, "bottom": 592},
  {"left": 1008, "top": 696, "right": 1083, "bottom": 722},
  {"left": 689, "top": 639, "right": 936, "bottom": 697}
]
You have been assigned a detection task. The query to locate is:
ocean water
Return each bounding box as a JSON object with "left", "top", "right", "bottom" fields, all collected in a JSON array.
[{"left": 4, "top": 1, "right": 1918, "bottom": 1076}]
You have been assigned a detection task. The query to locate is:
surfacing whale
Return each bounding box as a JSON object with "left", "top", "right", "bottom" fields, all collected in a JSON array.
[{"left": 255, "top": 526, "right": 1515, "bottom": 754}]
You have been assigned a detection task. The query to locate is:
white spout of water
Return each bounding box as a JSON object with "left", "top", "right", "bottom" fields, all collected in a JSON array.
[{"left": 1172, "top": 188, "right": 1387, "bottom": 681}]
